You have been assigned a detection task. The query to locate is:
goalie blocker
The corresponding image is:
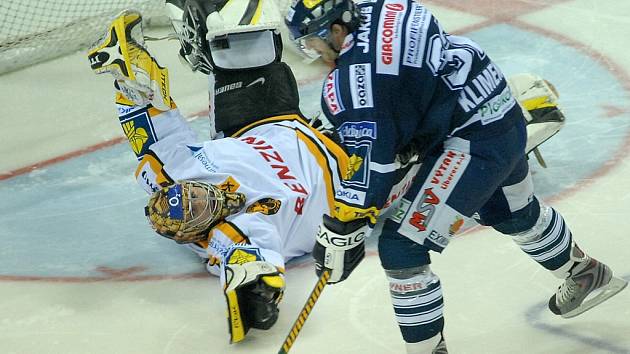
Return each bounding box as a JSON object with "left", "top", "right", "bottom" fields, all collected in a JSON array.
[{"left": 222, "top": 245, "right": 286, "bottom": 343}]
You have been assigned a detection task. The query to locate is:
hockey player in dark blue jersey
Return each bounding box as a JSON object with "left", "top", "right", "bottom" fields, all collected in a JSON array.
[{"left": 286, "top": 0, "right": 627, "bottom": 352}]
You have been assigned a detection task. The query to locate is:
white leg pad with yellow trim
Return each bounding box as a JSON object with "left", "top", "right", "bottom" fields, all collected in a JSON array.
[{"left": 508, "top": 73, "right": 566, "bottom": 154}]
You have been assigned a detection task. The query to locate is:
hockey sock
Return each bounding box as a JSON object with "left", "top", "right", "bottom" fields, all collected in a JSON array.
[
  {"left": 511, "top": 205, "right": 573, "bottom": 275},
  {"left": 386, "top": 266, "right": 444, "bottom": 346}
]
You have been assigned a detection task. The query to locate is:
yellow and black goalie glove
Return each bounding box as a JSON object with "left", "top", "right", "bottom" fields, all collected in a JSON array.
[
  {"left": 88, "top": 10, "right": 172, "bottom": 111},
  {"left": 222, "top": 246, "right": 285, "bottom": 343}
]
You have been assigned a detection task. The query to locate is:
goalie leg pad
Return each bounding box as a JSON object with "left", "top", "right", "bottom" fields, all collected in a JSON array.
[{"left": 508, "top": 73, "right": 566, "bottom": 154}]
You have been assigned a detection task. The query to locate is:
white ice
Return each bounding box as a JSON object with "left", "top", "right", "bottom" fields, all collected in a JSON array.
[{"left": 1, "top": 1, "right": 629, "bottom": 353}]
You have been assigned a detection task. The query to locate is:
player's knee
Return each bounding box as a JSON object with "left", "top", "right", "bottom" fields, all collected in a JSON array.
[
  {"left": 378, "top": 221, "right": 431, "bottom": 269},
  {"left": 386, "top": 265, "right": 439, "bottom": 294},
  {"left": 491, "top": 196, "right": 541, "bottom": 235}
]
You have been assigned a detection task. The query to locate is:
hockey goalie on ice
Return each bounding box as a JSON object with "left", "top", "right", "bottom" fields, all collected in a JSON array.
[{"left": 85, "top": 0, "right": 607, "bottom": 346}]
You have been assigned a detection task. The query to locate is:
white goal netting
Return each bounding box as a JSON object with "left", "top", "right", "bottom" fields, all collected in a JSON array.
[
  {"left": 0, "top": 0, "right": 168, "bottom": 74},
  {"left": 0, "top": 0, "right": 293, "bottom": 75}
]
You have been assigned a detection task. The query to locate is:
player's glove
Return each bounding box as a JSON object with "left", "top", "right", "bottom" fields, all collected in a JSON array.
[
  {"left": 88, "top": 10, "right": 172, "bottom": 111},
  {"left": 308, "top": 112, "right": 335, "bottom": 136},
  {"left": 313, "top": 215, "right": 369, "bottom": 284},
  {"left": 222, "top": 245, "right": 285, "bottom": 343}
]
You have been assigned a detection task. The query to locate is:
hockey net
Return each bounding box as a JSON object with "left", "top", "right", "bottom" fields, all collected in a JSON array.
[
  {"left": 0, "top": 0, "right": 293, "bottom": 75},
  {"left": 0, "top": 0, "right": 168, "bottom": 75}
]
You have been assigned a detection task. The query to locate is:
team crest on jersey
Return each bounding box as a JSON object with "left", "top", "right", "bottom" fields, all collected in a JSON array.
[
  {"left": 346, "top": 154, "right": 364, "bottom": 179},
  {"left": 218, "top": 176, "right": 240, "bottom": 193},
  {"left": 349, "top": 64, "right": 374, "bottom": 109},
  {"left": 246, "top": 198, "right": 282, "bottom": 215},
  {"left": 323, "top": 69, "right": 345, "bottom": 115},
  {"left": 339, "top": 141, "right": 371, "bottom": 188},
  {"left": 119, "top": 109, "right": 157, "bottom": 159},
  {"left": 376, "top": 0, "right": 406, "bottom": 75},
  {"left": 122, "top": 121, "right": 148, "bottom": 156},
  {"left": 226, "top": 247, "right": 263, "bottom": 265}
]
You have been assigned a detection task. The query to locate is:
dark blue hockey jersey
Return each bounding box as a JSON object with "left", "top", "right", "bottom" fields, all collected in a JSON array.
[{"left": 321, "top": 0, "right": 522, "bottom": 224}]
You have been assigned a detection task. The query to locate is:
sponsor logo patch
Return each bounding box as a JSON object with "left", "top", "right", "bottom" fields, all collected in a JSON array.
[
  {"left": 323, "top": 70, "right": 345, "bottom": 115},
  {"left": 335, "top": 186, "right": 366, "bottom": 205},
  {"left": 246, "top": 198, "right": 282, "bottom": 215},
  {"left": 338, "top": 121, "right": 377, "bottom": 141},
  {"left": 403, "top": 4, "right": 431, "bottom": 68},
  {"left": 215, "top": 81, "right": 243, "bottom": 95},
  {"left": 449, "top": 216, "right": 465, "bottom": 236},
  {"left": 475, "top": 85, "right": 516, "bottom": 125},
  {"left": 188, "top": 145, "right": 220, "bottom": 172},
  {"left": 218, "top": 176, "right": 240, "bottom": 193},
  {"left": 390, "top": 199, "right": 411, "bottom": 223},
  {"left": 349, "top": 63, "right": 374, "bottom": 109},
  {"left": 376, "top": 0, "right": 406, "bottom": 75}
]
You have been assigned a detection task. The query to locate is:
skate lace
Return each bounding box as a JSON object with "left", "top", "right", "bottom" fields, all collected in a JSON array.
[{"left": 557, "top": 280, "right": 579, "bottom": 303}]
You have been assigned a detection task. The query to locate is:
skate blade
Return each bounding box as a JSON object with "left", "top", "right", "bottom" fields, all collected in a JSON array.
[{"left": 562, "top": 276, "right": 628, "bottom": 319}]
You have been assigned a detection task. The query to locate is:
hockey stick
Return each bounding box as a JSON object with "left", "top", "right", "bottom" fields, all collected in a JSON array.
[{"left": 277, "top": 269, "right": 330, "bottom": 354}]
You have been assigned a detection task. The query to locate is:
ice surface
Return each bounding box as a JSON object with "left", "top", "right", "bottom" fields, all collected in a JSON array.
[{"left": 1, "top": 1, "right": 629, "bottom": 353}]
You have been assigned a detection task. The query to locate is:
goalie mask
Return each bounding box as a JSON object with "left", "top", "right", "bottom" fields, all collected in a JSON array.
[
  {"left": 145, "top": 181, "right": 246, "bottom": 243},
  {"left": 166, "top": 0, "right": 283, "bottom": 73}
]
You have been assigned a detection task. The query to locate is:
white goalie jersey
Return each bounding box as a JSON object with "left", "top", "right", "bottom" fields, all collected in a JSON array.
[{"left": 116, "top": 92, "right": 350, "bottom": 275}]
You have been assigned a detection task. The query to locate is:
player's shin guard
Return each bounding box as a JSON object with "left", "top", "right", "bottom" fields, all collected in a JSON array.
[
  {"left": 510, "top": 203, "right": 573, "bottom": 271},
  {"left": 386, "top": 266, "right": 446, "bottom": 354}
]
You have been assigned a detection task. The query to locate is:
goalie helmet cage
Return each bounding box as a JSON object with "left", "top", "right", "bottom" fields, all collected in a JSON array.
[
  {"left": 0, "top": 0, "right": 169, "bottom": 75},
  {"left": 0, "top": 0, "right": 293, "bottom": 75}
]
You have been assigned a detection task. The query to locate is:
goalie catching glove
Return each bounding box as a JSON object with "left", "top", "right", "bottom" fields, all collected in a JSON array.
[
  {"left": 313, "top": 215, "right": 370, "bottom": 284},
  {"left": 221, "top": 245, "right": 285, "bottom": 343},
  {"left": 88, "top": 10, "right": 172, "bottom": 111}
]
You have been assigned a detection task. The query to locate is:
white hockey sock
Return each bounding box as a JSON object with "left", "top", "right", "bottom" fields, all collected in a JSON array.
[{"left": 512, "top": 204, "right": 573, "bottom": 273}]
